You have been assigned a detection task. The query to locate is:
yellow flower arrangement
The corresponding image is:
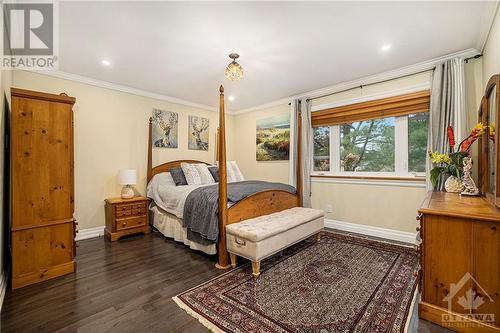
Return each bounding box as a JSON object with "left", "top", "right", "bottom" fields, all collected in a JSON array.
[
  {"left": 429, "top": 152, "right": 452, "bottom": 164},
  {"left": 471, "top": 122, "right": 487, "bottom": 137}
]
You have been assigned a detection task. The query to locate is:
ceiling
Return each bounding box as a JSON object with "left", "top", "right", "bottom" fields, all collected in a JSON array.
[{"left": 58, "top": 1, "right": 496, "bottom": 111}]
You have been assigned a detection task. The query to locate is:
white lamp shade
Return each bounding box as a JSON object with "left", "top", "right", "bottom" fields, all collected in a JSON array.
[{"left": 118, "top": 169, "right": 137, "bottom": 185}]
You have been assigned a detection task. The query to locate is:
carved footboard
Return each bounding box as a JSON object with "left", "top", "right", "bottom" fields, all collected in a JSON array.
[{"left": 227, "top": 190, "right": 300, "bottom": 224}]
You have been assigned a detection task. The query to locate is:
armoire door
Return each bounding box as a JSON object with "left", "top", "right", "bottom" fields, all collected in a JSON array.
[{"left": 11, "top": 88, "right": 76, "bottom": 289}]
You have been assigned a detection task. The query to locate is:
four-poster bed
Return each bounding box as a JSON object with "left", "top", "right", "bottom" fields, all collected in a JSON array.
[{"left": 147, "top": 86, "right": 303, "bottom": 268}]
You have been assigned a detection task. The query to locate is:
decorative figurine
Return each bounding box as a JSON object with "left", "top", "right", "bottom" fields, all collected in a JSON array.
[{"left": 460, "top": 157, "right": 479, "bottom": 196}]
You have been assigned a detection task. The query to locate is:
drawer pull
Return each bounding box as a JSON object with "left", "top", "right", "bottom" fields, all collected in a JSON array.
[
  {"left": 416, "top": 226, "right": 420, "bottom": 232},
  {"left": 416, "top": 213, "right": 423, "bottom": 221},
  {"left": 122, "top": 222, "right": 127, "bottom": 226}
]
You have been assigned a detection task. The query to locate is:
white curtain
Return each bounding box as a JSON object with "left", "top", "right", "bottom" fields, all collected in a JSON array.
[
  {"left": 301, "top": 100, "right": 313, "bottom": 207},
  {"left": 289, "top": 100, "right": 300, "bottom": 187},
  {"left": 290, "top": 99, "right": 312, "bottom": 207},
  {"left": 426, "top": 58, "right": 468, "bottom": 191}
]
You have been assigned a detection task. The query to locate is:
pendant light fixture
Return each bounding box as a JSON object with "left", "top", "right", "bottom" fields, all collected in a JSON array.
[{"left": 224, "top": 53, "right": 243, "bottom": 81}]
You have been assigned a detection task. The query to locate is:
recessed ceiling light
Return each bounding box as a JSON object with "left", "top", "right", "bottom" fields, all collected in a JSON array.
[
  {"left": 101, "top": 60, "right": 111, "bottom": 66},
  {"left": 228, "top": 95, "right": 235, "bottom": 101},
  {"left": 381, "top": 44, "right": 391, "bottom": 52}
]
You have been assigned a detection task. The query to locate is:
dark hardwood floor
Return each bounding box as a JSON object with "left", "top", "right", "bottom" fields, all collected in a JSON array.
[{"left": 1, "top": 232, "right": 452, "bottom": 333}]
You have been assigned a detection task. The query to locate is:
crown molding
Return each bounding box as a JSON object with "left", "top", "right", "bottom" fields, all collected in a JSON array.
[
  {"left": 476, "top": 0, "right": 500, "bottom": 52},
  {"left": 24, "top": 47, "right": 479, "bottom": 116},
  {"left": 234, "top": 48, "right": 480, "bottom": 115},
  {"left": 23, "top": 69, "right": 233, "bottom": 114}
]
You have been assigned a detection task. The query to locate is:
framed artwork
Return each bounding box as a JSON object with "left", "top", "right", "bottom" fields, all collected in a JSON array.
[
  {"left": 256, "top": 114, "right": 290, "bottom": 161},
  {"left": 152, "top": 109, "right": 178, "bottom": 148},
  {"left": 188, "top": 115, "right": 209, "bottom": 151}
]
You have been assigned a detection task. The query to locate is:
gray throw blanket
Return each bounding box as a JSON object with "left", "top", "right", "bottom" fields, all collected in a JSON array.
[{"left": 182, "top": 181, "right": 296, "bottom": 245}]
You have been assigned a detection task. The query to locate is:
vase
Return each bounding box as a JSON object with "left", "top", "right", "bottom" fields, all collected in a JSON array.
[{"left": 444, "top": 175, "right": 465, "bottom": 193}]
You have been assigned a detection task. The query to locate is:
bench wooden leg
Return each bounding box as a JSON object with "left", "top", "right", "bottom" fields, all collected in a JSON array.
[
  {"left": 229, "top": 253, "right": 237, "bottom": 268},
  {"left": 316, "top": 232, "right": 322, "bottom": 242},
  {"left": 251, "top": 261, "right": 260, "bottom": 278}
]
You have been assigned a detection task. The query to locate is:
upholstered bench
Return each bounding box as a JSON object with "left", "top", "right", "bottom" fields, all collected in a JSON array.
[{"left": 226, "top": 207, "right": 325, "bottom": 278}]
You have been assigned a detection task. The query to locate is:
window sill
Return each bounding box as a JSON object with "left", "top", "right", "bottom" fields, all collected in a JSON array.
[
  {"left": 310, "top": 174, "right": 427, "bottom": 188},
  {"left": 311, "top": 174, "right": 426, "bottom": 181}
]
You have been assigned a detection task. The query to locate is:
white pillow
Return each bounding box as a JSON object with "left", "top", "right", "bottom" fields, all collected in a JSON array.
[
  {"left": 193, "top": 164, "right": 215, "bottom": 184},
  {"left": 217, "top": 161, "right": 245, "bottom": 183},
  {"left": 158, "top": 172, "right": 175, "bottom": 187},
  {"left": 180, "top": 163, "right": 215, "bottom": 185}
]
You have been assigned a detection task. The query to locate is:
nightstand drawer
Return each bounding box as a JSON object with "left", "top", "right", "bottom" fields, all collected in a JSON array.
[
  {"left": 131, "top": 203, "right": 147, "bottom": 215},
  {"left": 116, "top": 216, "right": 147, "bottom": 231},
  {"left": 115, "top": 205, "right": 132, "bottom": 217}
]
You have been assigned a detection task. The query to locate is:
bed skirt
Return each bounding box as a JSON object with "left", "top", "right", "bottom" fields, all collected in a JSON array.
[{"left": 150, "top": 205, "right": 217, "bottom": 255}]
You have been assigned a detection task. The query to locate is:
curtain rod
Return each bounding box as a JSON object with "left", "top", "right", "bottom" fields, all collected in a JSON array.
[
  {"left": 464, "top": 53, "right": 483, "bottom": 63},
  {"left": 288, "top": 54, "right": 480, "bottom": 106},
  {"left": 305, "top": 67, "right": 435, "bottom": 102},
  {"left": 287, "top": 67, "right": 435, "bottom": 105}
]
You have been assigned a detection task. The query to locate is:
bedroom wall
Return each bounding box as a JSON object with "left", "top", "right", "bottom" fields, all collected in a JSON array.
[
  {"left": 482, "top": 6, "right": 500, "bottom": 88},
  {"left": 11, "top": 70, "right": 234, "bottom": 231},
  {"left": 233, "top": 68, "right": 481, "bottom": 234},
  {"left": 309, "top": 72, "right": 431, "bottom": 233}
]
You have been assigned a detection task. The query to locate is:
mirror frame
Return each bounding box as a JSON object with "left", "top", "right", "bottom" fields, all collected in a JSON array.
[{"left": 478, "top": 73, "right": 500, "bottom": 208}]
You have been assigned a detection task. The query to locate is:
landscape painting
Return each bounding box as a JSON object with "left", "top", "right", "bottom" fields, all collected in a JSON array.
[
  {"left": 151, "top": 109, "right": 178, "bottom": 148},
  {"left": 256, "top": 114, "right": 290, "bottom": 161},
  {"left": 188, "top": 115, "right": 209, "bottom": 151}
]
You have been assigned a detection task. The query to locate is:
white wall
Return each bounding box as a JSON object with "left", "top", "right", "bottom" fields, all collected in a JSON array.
[
  {"left": 12, "top": 70, "right": 234, "bottom": 230},
  {"left": 482, "top": 6, "right": 500, "bottom": 87}
]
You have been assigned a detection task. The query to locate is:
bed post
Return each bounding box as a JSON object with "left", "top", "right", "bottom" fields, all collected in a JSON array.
[
  {"left": 296, "top": 104, "right": 303, "bottom": 207},
  {"left": 147, "top": 117, "right": 153, "bottom": 183},
  {"left": 216, "top": 85, "right": 230, "bottom": 269}
]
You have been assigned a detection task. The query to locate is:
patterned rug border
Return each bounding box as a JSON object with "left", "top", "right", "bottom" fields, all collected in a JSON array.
[{"left": 173, "top": 230, "right": 419, "bottom": 333}]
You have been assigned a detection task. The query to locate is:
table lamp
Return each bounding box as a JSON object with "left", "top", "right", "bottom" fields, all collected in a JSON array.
[{"left": 118, "top": 169, "right": 137, "bottom": 199}]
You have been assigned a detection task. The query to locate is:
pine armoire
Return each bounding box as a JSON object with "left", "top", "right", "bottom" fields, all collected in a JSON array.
[{"left": 10, "top": 88, "right": 77, "bottom": 289}]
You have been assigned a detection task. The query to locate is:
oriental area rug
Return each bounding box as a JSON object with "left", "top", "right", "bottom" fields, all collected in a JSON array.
[{"left": 173, "top": 231, "right": 419, "bottom": 333}]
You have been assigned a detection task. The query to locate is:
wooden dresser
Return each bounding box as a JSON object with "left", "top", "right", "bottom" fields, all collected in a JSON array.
[
  {"left": 104, "top": 197, "right": 150, "bottom": 241},
  {"left": 418, "top": 192, "right": 500, "bottom": 332},
  {"left": 10, "top": 88, "right": 77, "bottom": 289}
]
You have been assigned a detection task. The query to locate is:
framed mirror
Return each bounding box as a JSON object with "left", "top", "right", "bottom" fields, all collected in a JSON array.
[{"left": 480, "top": 74, "right": 500, "bottom": 207}]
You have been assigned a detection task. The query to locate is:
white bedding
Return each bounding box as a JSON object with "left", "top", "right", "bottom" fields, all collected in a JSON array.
[{"left": 146, "top": 172, "right": 209, "bottom": 218}]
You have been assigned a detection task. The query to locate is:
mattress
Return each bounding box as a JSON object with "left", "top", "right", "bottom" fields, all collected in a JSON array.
[{"left": 150, "top": 205, "right": 216, "bottom": 255}]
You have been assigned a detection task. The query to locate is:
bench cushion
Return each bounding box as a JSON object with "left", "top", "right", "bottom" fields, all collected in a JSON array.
[{"left": 226, "top": 207, "right": 324, "bottom": 242}]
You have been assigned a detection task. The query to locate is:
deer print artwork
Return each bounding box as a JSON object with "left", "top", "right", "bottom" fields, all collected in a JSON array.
[
  {"left": 152, "top": 109, "right": 178, "bottom": 148},
  {"left": 188, "top": 115, "right": 209, "bottom": 151}
]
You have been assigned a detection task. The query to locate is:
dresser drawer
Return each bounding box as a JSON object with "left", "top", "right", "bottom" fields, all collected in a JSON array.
[{"left": 116, "top": 216, "right": 147, "bottom": 231}]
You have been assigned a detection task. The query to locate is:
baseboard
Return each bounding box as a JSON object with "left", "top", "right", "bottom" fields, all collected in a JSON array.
[
  {"left": 76, "top": 226, "right": 105, "bottom": 241},
  {"left": 0, "top": 271, "right": 7, "bottom": 313},
  {"left": 325, "top": 218, "right": 417, "bottom": 244}
]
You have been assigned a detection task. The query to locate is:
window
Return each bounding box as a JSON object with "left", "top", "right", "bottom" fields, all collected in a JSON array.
[
  {"left": 310, "top": 90, "right": 430, "bottom": 178},
  {"left": 408, "top": 113, "right": 429, "bottom": 173},
  {"left": 313, "top": 127, "right": 330, "bottom": 171},
  {"left": 340, "top": 118, "right": 395, "bottom": 172},
  {"left": 312, "top": 113, "right": 428, "bottom": 177}
]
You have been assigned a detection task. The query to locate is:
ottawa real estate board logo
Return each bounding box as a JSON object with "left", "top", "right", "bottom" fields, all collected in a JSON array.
[
  {"left": 441, "top": 272, "right": 495, "bottom": 329},
  {"left": 1, "top": 1, "right": 58, "bottom": 69}
]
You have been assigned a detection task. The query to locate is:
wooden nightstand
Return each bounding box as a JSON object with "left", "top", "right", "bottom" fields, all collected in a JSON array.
[{"left": 104, "top": 196, "right": 150, "bottom": 241}]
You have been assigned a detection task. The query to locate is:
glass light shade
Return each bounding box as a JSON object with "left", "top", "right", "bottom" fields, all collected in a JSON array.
[
  {"left": 225, "top": 61, "right": 243, "bottom": 81},
  {"left": 118, "top": 169, "right": 137, "bottom": 185}
]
